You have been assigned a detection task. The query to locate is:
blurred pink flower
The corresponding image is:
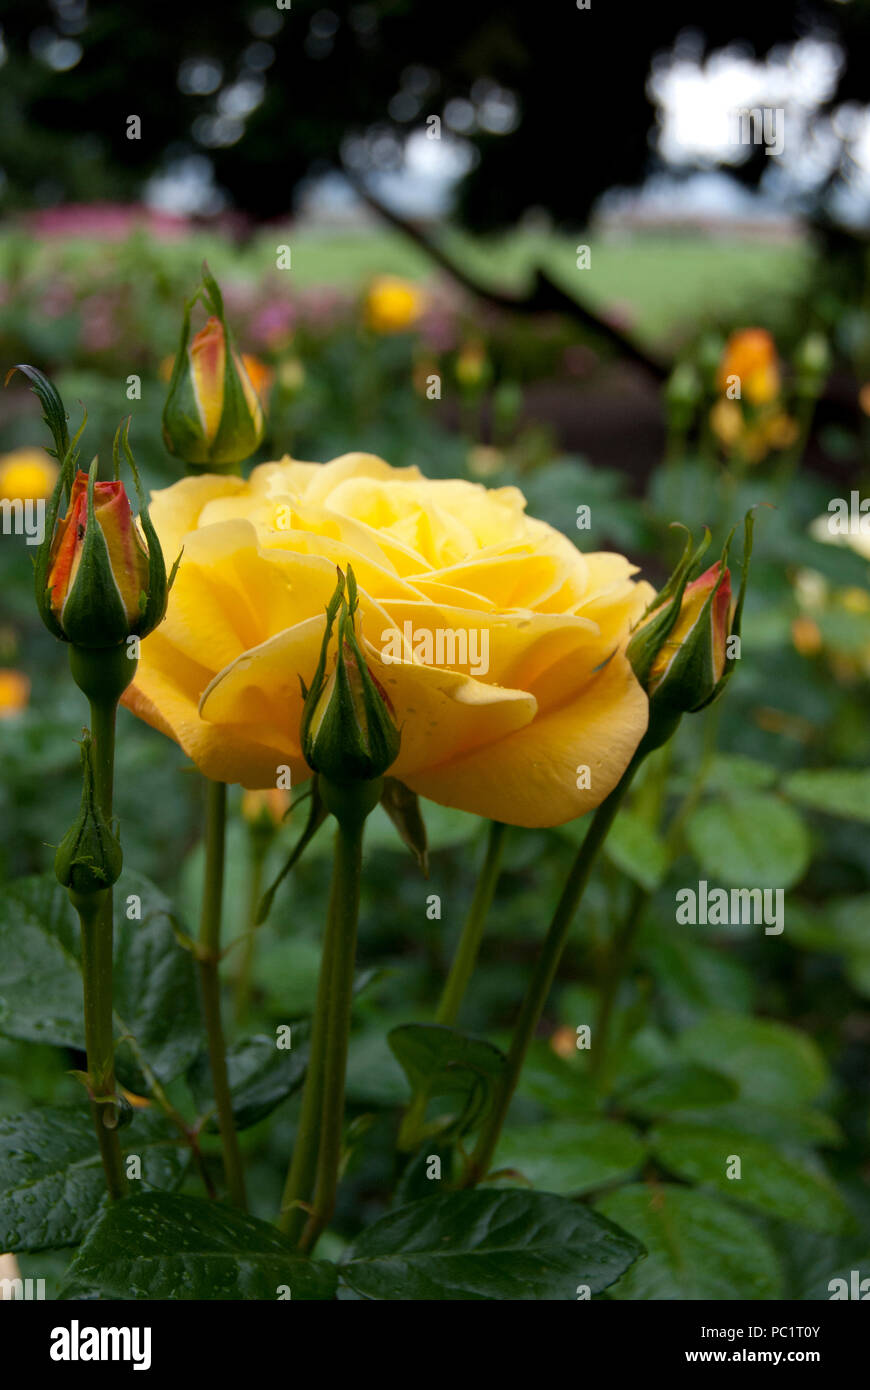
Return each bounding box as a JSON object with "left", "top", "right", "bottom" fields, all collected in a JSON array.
[{"left": 25, "top": 202, "right": 188, "bottom": 241}]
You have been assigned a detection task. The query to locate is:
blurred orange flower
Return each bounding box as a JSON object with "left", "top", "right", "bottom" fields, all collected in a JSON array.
[
  {"left": 0, "top": 669, "right": 30, "bottom": 718},
  {"left": 716, "top": 328, "right": 781, "bottom": 406}
]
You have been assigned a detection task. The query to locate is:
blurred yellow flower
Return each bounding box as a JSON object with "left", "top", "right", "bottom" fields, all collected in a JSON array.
[
  {"left": 277, "top": 357, "right": 305, "bottom": 395},
  {"left": 365, "top": 276, "right": 425, "bottom": 333},
  {"left": 0, "top": 668, "right": 30, "bottom": 718},
  {"left": 710, "top": 398, "right": 796, "bottom": 463},
  {"left": 456, "top": 341, "right": 490, "bottom": 390},
  {"left": 241, "top": 787, "right": 291, "bottom": 829},
  {"left": 0, "top": 448, "right": 58, "bottom": 501},
  {"left": 791, "top": 616, "right": 822, "bottom": 656}
]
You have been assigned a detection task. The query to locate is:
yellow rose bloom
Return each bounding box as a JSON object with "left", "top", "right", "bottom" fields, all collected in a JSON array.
[
  {"left": 123, "top": 454, "right": 652, "bottom": 827},
  {"left": 364, "top": 277, "right": 425, "bottom": 334},
  {"left": 0, "top": 448, "right": 59, "bottom": 501}
]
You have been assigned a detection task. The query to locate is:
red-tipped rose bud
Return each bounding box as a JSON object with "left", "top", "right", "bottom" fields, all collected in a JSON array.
[
  {"left": 47, "top": 468, "right": 151, "bottom": 644},
  {"left": 628, "top": 512, "right": 755, "bottom": 751},
  {"left": 648, "top": 562, "right": 732, "bottom": 699},
  {"left": 162, "top": 266, "right": 264, "bottom": 471}
]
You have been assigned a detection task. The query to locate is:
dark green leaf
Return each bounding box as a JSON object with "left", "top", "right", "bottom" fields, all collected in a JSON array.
[
  {"left": 605, "top": 810, "right": 668, "bottom": 891},
  {"left": 494, "top": 1119, "right": 645, "bottom": 1195},
  {"left": 676, "top": 1012, "right": 828, "bottom": 1107},
  {"left": 388, "top": 1023, "right": 507, "bottom": 1138},
  {"left": 0, "top": 873, "right": 201, "bottom": 1087},
  {"left": 650, "top": 1124, "right": 852, "bottom": 1234},
  {"left": 0, "top": 1106, "right": 183, "bottom": 1252},
  {"left": 596, "top": 1184, "right": 783, "bottom": 1299},
  {"left": 618, "top": 1064, "right": 738, "bottom": 1116},
  {"left": 61, "top": 1192, "right": 337, "bottom": 1299},
  {"left": 341, "top": 1190, "right": 644, "bottom": 1300},
  {"left": 685, "top": 794, "right": 811, "bottom": 889},
  {"left": 783, "top": 769, "right": 870, "bottom": 824},
  {"left": 188, "top": 1032, "right": 308, "bottom": 1131}
]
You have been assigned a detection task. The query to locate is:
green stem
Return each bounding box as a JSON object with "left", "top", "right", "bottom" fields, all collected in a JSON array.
[
  {"left": 462, "top": 764, "right": 638, "bottom": 1187},
  {"left": 436, "top": 821, "right": 507, "bottom": 1027},
  {"left": 398, "top": 820, "right": 507, "bottom": 1152},
  {"left": 590, "top": 881, "right": 649, "bottom": 1088},
  {"left": 81, "top": 697, "right": 127, "bottom": 1200},
  {"left": 197, "top": 780, "right": 247, "bottom": 1210},
  {"left": 278, "top": 875, "right": 339, "bottom": 1241},
  {"left": 234, "top": 832, "right": 268, "bottom": 1026},
  {"left": 299, "top": 815, "right": 364, "bottom": 1252}
]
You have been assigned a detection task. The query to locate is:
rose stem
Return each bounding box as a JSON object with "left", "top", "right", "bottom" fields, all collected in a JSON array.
[
  {"left": 590, "top": 881, "right": 649, "bottom": 1088},
  {"left": 234, "top": 830, "right": 268, "bottom": 1026},
  {"left": 81, "top": 695, "right": 127, "bottom": 1199},
  {"left": 277, "top": 872, "right": 338, "bottom": 1241},
  {"left": 197, "top": 778, "right": 247, "bottom": 1209},
  {"left": 398, "top": 819, "right": 507, "bottom": 1152},
  {"left": 462, "top": 763, "right": 639, "bottom": 1188},
  {"left": 297, "top": 811, "right": 365, "bottom": 1253}
]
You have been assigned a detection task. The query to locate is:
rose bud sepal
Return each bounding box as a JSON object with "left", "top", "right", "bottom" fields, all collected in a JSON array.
[{"left": 55, "top": 731, "right": 123, "bottom": 901}]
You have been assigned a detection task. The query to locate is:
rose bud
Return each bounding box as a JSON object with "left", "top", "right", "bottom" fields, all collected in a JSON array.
[
  {"left": 38, "top": 420, "right": 172, "bottom": 653},
  {"left": 301, "top": 566, "right": 400, "bottom": 799},
  {"left": 55, "top": 731, "right": 123, "bottom": 900},
  {"left": 162, "top": 265, "right": 264, "bottom": 470},
  {"left": 627, "top": 513, "right": 755, "bottom": 749}
]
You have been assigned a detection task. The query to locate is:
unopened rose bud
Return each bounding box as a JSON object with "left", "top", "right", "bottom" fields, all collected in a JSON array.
[
  {"left": 628, "top": 513, "right": 755, "bottom": 749},
  {"left": 301, "top": 566, "right": 400, "bottom": 793},
  {"left": 162, "top": 266, "right": 264, "bottom": 470},
  {"left": 647, "top": 561, "right": 732, "bottom": 705},
  {"left": 456, "top": 341, "right": 492, "bottom": 392},
  {"left": 55, "top": 732, "right": 123, "bottom": 898},
  {"left": 795, "top": 332, "right": 831, "bottom": 398},
  {"left": 36, "top": 419, "right": 172, "bottom": 654}
]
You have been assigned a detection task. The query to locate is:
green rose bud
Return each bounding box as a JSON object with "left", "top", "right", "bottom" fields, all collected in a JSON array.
[
  {"left": 162, "top": 264, "right": 264, "bottom": 471},
  {"left": 628, "top": 512, "right": 755, "bottom": 750},
  {"left": 795, "top": 332, "right": 831, "bottom": 398},
  {"left": 18, "top": 370, "right": 175, "bottom": 657},
  {"left": 55, "top": 731, "right": 123, "bottom": 898},
  {"left": 301, "top": 566, "right": 400, "bottom": 792}
]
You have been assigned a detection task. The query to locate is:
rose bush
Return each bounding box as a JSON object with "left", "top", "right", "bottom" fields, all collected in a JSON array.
[{"left": 124, "top": 452, "right": 653, "bottom": 826}]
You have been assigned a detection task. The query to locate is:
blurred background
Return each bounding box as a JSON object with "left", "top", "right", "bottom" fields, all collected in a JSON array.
[{"left": 1, "top": 0, "right": 870, "bottom": 1300}]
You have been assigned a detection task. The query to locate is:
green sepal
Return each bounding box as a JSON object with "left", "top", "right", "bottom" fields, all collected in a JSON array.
[
  {"left": 117, "top": 417, "right": 173, "bottom": 637},
  {"left": 33, "top": 406, "right": 88, "bottom": 641},
  {"left": 202, "top": 265, "right": 263, "bottom": 467},
  {"left": 381, "top": 777, "right": 429, "bottom": 875},
  {"left": 256, "top": 779, "right": 329, "bottom": 925},
  {"left": 55, "top": 731, "right": 123, "bottom": 897},
  {"left": 627, "top": 526, "right": 710, "bottom": 689},
  {"left": 691, "top": 507, "right": 757, "bottom": 713},
  {"left": 301, "top": 565, "right": 400, "bottom": 786},
  {"left": 5, "top": 363, "right": 70, "bottom": 460}
]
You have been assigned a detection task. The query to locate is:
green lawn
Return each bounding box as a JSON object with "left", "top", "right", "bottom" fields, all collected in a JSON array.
[{"left": 0, "top": 223, "right": 811, "bottom": 347}]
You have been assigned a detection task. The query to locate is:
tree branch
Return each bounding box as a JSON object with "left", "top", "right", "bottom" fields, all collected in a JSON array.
[{"left": 346, "top": 171, "right": 669, "bottom": 382}]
